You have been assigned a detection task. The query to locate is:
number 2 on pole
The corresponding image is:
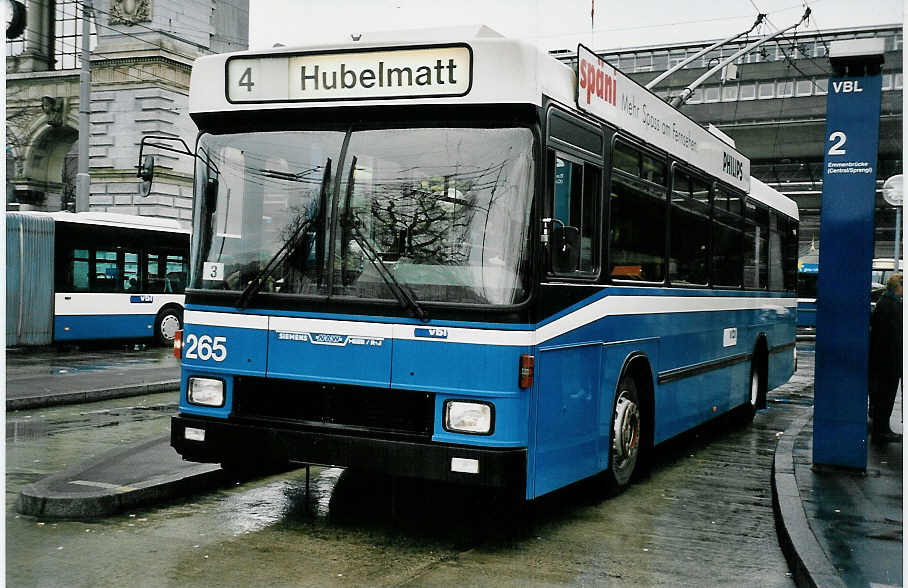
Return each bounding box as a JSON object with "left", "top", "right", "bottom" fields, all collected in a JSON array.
[{"left": 239, "top": 67, "right": 254, "bottom": 92}]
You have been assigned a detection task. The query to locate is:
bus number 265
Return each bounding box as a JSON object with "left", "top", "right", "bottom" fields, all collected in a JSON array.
[{"left": 184, "top": 334, "right": 228, "bottom": 362}]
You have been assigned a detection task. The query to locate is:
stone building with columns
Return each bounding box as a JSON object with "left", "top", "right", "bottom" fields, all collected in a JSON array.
[{"left": 6, "top": 0, "right": 248, "bottom": 225}]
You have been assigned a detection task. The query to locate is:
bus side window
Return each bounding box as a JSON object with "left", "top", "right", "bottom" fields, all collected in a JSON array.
[
  {"left": 744, "top": 200, "right": 769, "bottom": 289},
  {"left": 781, "top": 215, "right": 798, "bottom": 292},
  {"left": 551, "top": 154, "right": 600, "bottom": 275},
  {"left": 70, "top": 248, "right": 90, "bottom": 291},
  {"left": 609, "top": 141, "right": 667, "bottom": 283},
  {"left": 124, "top": 252, "right": 140, "bottom": 291},
  {"left": 669, "top": 170, "right": 710, "bottom": 286},
  {"left": 712, "top": 188, "right": 744, "bottom": 287},
  {"left": 93, "top": 250, "right": 119, "bottom": 292},
  {"left": 767, "top": 213, "right": 785, "bottom": 291},
  {"left": 164, "top": 253, "right": 188, "bottom": 293}
]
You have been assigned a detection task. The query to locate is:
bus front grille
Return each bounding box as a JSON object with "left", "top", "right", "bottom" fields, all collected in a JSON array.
[{"left": 231, "top": 377, "right": 435, "bottom": 439}]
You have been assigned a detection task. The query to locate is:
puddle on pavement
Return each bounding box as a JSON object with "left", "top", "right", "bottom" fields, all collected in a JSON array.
[
  {"left": 6, "top": 419, "right": 53, "bottom": 442},
  {"left": 52, "top": 365, "right": 107, "bottom": 374},
  {"left": 7, "top": 405, "right": 177, "bottom": 443}
]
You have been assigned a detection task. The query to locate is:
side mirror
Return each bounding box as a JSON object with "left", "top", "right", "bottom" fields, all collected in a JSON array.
[
  {"left": 551, "top": 225, "right": 581, "bottom": 273},
  {"left": 136, "top": 135, "right": 195, "bottom": 197},
  {"left": 137, "top": 155, "right": 155, "bottom": 196}
]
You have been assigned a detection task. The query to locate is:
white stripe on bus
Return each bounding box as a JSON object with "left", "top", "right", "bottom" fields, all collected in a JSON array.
[
  {"left": 271, "top": 316, "right": 395, "bottom": 339},
  {"left": 54, "top": 293, "right": 184, "bottom": 316},
  {"left": 184, "top": 310, "right": 268, "bottom": 330},
  {"left": 535, "top": 295, "right": 795, "bottom": 344},
  {"left": 185, "top": 295, "right": 795, "bottom": 347}
]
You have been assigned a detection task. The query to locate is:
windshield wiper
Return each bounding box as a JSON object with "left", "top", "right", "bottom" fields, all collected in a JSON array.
[
  {"left": 260, "top": 167, "right": 320, "bottom": 182},
  {"left": 236, "top": 158, "right": 332, "bottom": 309},
  {"left": 339, "top": 157, "right": 430, "bottom": 323}
]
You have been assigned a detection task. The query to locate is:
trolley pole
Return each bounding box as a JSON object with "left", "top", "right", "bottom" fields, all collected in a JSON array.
[
  {"left": 645, "top": 13, "right": 764, "bottom": 91},
  {"left": 76, "top": 0, "right": 93, "bottom": 212},
  {"left": 670, "top": 9, "right": 809, "bottom": 109}
]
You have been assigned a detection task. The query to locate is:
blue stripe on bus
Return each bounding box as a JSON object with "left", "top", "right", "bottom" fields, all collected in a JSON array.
[
  {"left": 54, "top": 314, "right": 154, "bottom": 340},
  {"left": 268, "top": 326, "right": 392, "bottom": 388},
  {"left": 181, "top": 323, "right": 269, "bottom": 376},
  {"left": 797, "top": 301, "right": 817, "bottom": 327}
]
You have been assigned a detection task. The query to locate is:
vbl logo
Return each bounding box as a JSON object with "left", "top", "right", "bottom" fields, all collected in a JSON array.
[
  {"left": 415, "top": 327, "right": 448, "bottom": 339},
  {"left": 832, "top": 80, "right": 863, "bottom": 94}
]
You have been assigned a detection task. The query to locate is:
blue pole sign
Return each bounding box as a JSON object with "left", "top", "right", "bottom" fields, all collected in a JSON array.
[{"left": 813, "top": 74, "right": 882, "bottom": 469}]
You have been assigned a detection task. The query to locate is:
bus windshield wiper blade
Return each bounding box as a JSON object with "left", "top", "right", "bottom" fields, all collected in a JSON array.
[
  {"left": 236, "top": 158, "right": 332, "bottom": 309},
  {"left": 260, "top": 167, "right": 319, "bottom": 181},
  {"left": 344, "top": 215, "right": 430, "bottom": 322},
  {"left": 340, "top": 158, "right": 430, "bottom": 323}
]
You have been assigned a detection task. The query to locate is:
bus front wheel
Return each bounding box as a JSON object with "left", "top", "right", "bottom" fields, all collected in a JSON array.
[
  {"left": 154, "top": 306, "right": 183, "bottom": 346},
  {"left": 607, "top": 376, "right": 643, "bottom": 490}
]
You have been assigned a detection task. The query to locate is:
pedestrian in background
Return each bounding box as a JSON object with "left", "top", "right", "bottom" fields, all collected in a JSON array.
[{"left": 869, "top": 273, "right": 903, "bottom": 443}]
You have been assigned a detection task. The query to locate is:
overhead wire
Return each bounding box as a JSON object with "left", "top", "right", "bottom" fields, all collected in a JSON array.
[
  {"left": 64, "top": 0, "right": 213, "bottom": 64},
  {"left": 52, "top": 35, "right": 190, "bottom": 94},
  {"left": 528, "top": 0, "right": 817, "bottom": 45},
  {"left": 74, "top": 0, "right": 217, "bottom": 57},
  {"left": 743, "top": 0, "right": 830, "bottom": 92},
  {"left": 12, "top": 0, "right": 219, "bottom": 72}
]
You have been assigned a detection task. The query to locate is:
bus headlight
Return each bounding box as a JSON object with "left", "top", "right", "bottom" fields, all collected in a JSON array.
[
  {"left": 188, "top": 377, "right": 225, "bottom": 407},
  {"left": 444, "top": 400, "right": 493, "bottom": 435}
]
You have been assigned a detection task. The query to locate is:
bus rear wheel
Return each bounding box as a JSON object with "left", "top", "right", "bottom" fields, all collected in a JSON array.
[
  {"left": 607, "top": 376, "right": 643, "bottom": 490},
  {"left": 154, "top": 307, "right": 183, "bottom": 346},
  {"left": 743, "top": 356, "right": 766, "bottom": 423}
]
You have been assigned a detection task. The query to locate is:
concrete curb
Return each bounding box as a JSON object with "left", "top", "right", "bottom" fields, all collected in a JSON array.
[
  {"left": 7, "top": 380, "right": 180, "bottom": 411},
  {"left": 16, "top": 434, "right": 225, "bottom": 519},
  {"left": 772, "top": 413, "right": 847, "bottom": 588}
]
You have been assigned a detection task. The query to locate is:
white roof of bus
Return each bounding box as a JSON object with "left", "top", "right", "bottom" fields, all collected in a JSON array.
[
  {"left": 189, "top": 26, "right": 575, "bottom": 113},
  {"left": 9, "top": 211, "right": 190, "bottom": 234},
  {"left": 872, "top": 258, "right": 904, "bottom": 270},
  {"left": 749, "top": 178, "right": 799, "bottom": 220},
  {"left": 191, "top": 26, "right": 785, "bottom": 208}
]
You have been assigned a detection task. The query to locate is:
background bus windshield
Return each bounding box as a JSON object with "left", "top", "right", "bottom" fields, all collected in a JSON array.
[{"left": 192, "top": 127, "right": 535, "bottom": 306}]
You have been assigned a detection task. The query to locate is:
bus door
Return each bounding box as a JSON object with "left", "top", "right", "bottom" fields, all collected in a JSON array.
[{"left": 533, "top": 117, "right": 604, "bottom": 495}]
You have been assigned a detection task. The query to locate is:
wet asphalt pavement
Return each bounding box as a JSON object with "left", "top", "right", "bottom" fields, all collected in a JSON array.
[
  {"left": 5, "top": 343, "right": 179, "bottom": 410},
  {"left": 5, "top": 344, "right": 819, "bottom": 587}
]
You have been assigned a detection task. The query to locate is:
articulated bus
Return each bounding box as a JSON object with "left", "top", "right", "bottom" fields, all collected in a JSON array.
[
  {"left": 796, "top": 252, "right": 819, "bottom": 330},
  {"left": 168, "top": 27, "right": 798, "bottom": 499},
  {"left": 6, "top": 211, "right": 189, "bottom": 347}
]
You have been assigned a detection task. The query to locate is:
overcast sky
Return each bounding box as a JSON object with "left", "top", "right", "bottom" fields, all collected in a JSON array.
[{"left": 249, "top": 0, "right": 903, "bottom": 52}]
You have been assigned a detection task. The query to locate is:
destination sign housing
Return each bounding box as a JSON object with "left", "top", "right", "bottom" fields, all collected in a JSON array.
[
  {"left": 226, "top": 45, "right": 472, "bottom": 103},
  {"left": 575, "top": 44, "right": 750, "bottom": 192}
]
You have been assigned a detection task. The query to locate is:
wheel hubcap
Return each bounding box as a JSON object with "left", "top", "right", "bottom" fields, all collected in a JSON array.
[
  {"left": 160, "top": 315, "right": 179, "bottom": 341},
  {"left": 750, "top": 371, "right": 760, "bottom": 406},
  {"left": 613, "top": 392, "right": 640, "bottom": 465}
]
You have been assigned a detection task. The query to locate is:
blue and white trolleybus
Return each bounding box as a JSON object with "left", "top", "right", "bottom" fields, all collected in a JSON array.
[{"left": 169, "top": 28, "right": 799, "bottom": 499}]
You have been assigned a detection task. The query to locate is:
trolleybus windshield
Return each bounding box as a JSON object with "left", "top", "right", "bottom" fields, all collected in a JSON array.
[{"left": 191, "top": 126, "right": 535, "bottom": 307}]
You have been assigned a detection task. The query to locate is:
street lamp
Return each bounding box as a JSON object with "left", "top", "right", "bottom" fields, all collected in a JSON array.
[{"left": 882, "top": 174, "right": 903, "bottom": 268}]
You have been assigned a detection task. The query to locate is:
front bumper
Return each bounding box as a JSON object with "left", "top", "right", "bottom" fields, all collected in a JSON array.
[{"left": 171, "top": 415, "right": 527, "bottom": 490}]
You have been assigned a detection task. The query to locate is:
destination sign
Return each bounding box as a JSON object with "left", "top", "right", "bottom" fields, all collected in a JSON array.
[
  {"left": 575, "top": 44, "right": 750, "bottom": 192},
  {"left": 226, "top": 45, "right": 472, "bottom": 103}
]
